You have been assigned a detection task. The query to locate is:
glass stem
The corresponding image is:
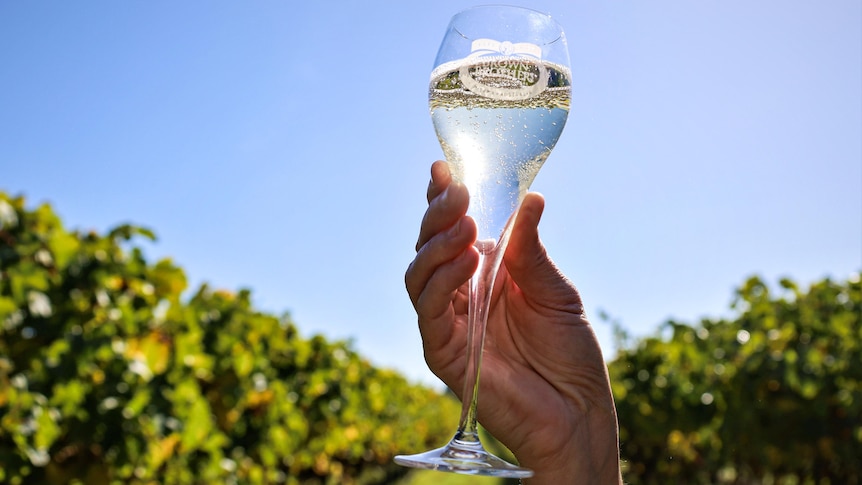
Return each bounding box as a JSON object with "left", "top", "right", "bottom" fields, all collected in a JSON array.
[{"left": 453, "top": 216, "right": 516, "bottom": 445}]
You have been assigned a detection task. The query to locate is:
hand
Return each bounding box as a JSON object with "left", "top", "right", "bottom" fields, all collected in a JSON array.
[{"left": 405, "top": 161, "right": 622, "bottom": 484}]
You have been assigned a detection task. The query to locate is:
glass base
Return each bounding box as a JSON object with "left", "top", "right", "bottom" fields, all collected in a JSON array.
[{"left": 394, "top": 436, "right": 533, "bottom": 478}]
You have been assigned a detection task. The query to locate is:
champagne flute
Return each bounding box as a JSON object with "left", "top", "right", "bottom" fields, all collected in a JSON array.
[{"left": 395, "top": 5, "right": 571, "bottom": 477}]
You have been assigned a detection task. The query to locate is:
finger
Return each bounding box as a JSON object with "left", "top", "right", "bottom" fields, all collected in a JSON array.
[
  {"left": 415, "top": 245, "right": 478, "bottom": 323},
  {"left": 504, "top": 193, "right": 582, "bottom": 309},
  {"left": 415, "top": 180, "right": 470, "bottom": 252},
  {"left": 426, "top": 160, "right": 452, "bottom": 203},
  {"left": 406, "top": 215, "right": 477, "bottom": 307},
  {"left": 504, "top": 192, "right": 546, "bottom": 274}
]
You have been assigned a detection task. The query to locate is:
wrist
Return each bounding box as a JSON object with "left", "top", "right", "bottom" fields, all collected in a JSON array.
[{"left": 517, "top": 407, "right": 622, "bottom": 485}]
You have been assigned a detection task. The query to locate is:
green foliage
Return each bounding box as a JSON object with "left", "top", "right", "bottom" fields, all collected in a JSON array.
[
  {"left": 0, "top": 193, "right": 460, "bottom": 484},
  {"left": 610, "top": 273, "right": 862, "bottom": 484},
  {"left": 397, "top": 469, "right": 510, "bottom": 485}
]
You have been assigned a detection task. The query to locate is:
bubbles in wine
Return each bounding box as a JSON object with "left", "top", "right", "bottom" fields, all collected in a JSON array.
[{"left": 429, "top": 58, "right": 571, "bottom": 244}]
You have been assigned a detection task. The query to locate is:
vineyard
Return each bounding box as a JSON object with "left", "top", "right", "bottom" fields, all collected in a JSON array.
[{"left": 1, "top": 192, "right": 859, "bottom": 484}]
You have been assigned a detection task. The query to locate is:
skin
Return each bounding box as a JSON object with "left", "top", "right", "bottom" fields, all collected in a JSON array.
[{"left": 405, "top": 161, "right": 623, "bottom": 484}]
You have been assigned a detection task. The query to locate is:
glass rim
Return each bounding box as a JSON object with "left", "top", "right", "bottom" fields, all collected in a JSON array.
[{"left": 447, "top": 4, "right": 565, "bottom": 47}]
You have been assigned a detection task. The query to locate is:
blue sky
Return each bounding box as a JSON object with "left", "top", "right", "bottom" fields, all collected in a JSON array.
[{"left": 2, "top": 1, "right": 860, "bottom": 386}]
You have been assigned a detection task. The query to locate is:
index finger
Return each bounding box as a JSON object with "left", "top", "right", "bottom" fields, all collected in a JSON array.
[{"left": 426, "top": 160, "right": 452, "bottom": 203}]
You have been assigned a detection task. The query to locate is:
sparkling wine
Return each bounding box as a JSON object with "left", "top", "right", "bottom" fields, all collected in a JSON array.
[{"left": 429, "top": 57, "right": 571, "bottom": 246}]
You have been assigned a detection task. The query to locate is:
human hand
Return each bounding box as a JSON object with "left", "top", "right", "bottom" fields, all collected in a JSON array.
[{"left": 405, "top": 161, "right": 622, "bottom": 484}]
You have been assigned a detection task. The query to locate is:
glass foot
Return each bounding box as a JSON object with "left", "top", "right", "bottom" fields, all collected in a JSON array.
[{"left": 394, "top": 436, "right": 533, "bottom": 478}]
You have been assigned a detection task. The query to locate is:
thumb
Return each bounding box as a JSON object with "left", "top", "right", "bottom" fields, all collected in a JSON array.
[{"left": 504, "top": 193, "right": 582, "bottom": 306}]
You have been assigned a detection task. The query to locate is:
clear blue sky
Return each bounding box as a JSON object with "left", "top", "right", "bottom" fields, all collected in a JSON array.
[{"left": 2, "top": 1, "right": 860, "bottom": 386}]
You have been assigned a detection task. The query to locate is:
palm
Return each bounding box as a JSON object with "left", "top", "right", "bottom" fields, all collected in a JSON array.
[{"left": 429, "top": 245, "right": 608, "bottom": 462}]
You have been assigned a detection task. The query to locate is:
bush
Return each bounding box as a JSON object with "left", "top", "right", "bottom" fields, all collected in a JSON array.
[
  {"left": 0, "top": 193, "right": 460, "bottom": 484},
  {"left": 610, "top": 273, "right": 862, "bottom": 484}
]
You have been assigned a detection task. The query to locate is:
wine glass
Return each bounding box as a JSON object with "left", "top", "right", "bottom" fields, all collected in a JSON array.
[{"left": 394, "top": 5, "right": 571, "bottom": 478}]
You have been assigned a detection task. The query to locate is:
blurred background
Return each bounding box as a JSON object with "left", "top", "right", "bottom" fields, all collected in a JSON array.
[
  {"left": 2, "top": 0, "right": 859, "bottom": 385},
  {"left": 1, "top": 1, "right": 860, "bottom": 483}
]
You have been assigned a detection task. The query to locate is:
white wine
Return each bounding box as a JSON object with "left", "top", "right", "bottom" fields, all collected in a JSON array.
[{"left": 429, "top": 57, "right": 571, "bottom": 246}]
